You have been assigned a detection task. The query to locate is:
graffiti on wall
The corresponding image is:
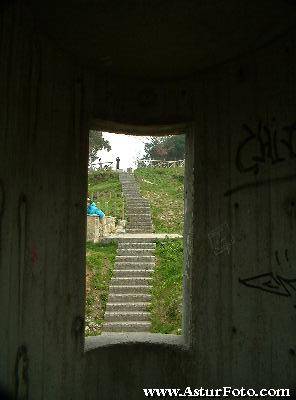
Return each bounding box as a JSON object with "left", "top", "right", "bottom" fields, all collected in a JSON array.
[
  {"left": 236, "top": 120, "right": 296, "bottom": 175},
  {"left": 224, "top": 119, "right": 296, "bottom": 196},
  {"left": 239, "top": 271, "right": 296, "bottom": 310}
]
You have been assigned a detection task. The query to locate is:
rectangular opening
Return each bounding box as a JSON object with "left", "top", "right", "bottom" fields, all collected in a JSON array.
[{"left": 85, "top": 128, "right": 189, "bottom": 344}]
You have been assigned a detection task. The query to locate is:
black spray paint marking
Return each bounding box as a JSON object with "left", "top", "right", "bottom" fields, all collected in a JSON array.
[
  {"left": 15, "top": 345, "right": 29, "bottom": 400},
  {"left": 236, "top": 120, "right": 296, "bottom": 175},
  {"left": 239, "top": 272, "right": 296, "bottom": 310},
  {"left": 285, "top": 249, "right": 289, "bottom": 263},
  {"left": 18, "top": 194, "right": 27, "bottom": 331}
]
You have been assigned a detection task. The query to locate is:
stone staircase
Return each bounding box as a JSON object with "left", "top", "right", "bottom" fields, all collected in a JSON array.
[
  {"left": 103, "top": 238, "right": 155, "bottom": 332},
  {"left": 119, "top": 171, "right": 154, "bottom": 233},
  {"left": 102, "top": 172, "right": 156, "bottom": 333}
]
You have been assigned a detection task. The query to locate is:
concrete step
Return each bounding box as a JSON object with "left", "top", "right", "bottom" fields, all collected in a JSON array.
[
  {"left": 115, "top": 254, "right": 155, "bottom": 262},
  {"left": 118, "top": 242, "right": 155, "bottom": 249},
  {"left": 116, "top": 255, "right": 155, "bottom": 262},
  {"left": 111, "top": 277, "right": 152, "bottom": 285},
  {"left": 117, "top": 249, "right": 155, "bottom": 256},
  {"left": 125, "top": 199, "right": 149, "bottom": 203},
  {"left": 128, "top": 198, "right": 149, "bottom": 204},
  {"left": 126, "top": 216, "right": 151, "bottom": 220},
  {"left": 105, "top": 311, "right": 150, "bottom": 322},
  {"left": 118, "top": 238, "right": 155, "bottom": 243},
  {"left": 125, "top": 200, "right": 144, "bottom": 203},
  {"left": 127, "top": 227, "right": 153, "bottom": 231},
  {"left": 108, "top": 293, "right": 151, "bottom": 302},
  {"left": 125, "top": 205, "right": 150, "bottom": 209},
  {"left": 126, "top": 205, "right": 149, "bottom": 208},
  {"left": 125, "top": 199, "right": 148, "bottom": 203},
  {"left": 103, "top": 321, "right": 151, "bottom": 332},
  {"left": 106, "top": 302, "right": 150, "bottom": 312},
  {"left": 127, "top": 220, "right": 153, "bottom": 225},
  {"left": 126, "top": 210, "right": 151, "bottom": 214},
  {"left": 127, "top": 227, "right": 154, "bottom": 232},
  {"left": 126, "top": 213, "right": 151, "bottom": 218},
  {"left": 125, "top": 198, "right": 148, "bottom": 202},
  {"left": 115, "top": 263, "right": 155, "bottom": 270},
  {"left": 127, "top": 220, "right": 153, "bottom": 224},
  {"left": 126, "top": 228, "right": 154, "bottom": 233},
  {"left": 126, "top": 209, "right": 150, "bottom": 212},
  {"left": 127, "top": 214, "right": 151, "bottom": 217},
  {"left": 127, "top": 223, "right": 153, "bottom": 227},
  {"left": 109, "top": 285, "right": 150, "bottom": 294},
  {"left": 113, "top": 269, "right": 154, "bottom": 277}
]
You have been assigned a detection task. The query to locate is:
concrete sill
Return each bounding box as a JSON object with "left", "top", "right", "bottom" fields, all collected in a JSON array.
[{"left": 84, "top": 333, "right": 187, "bottom": 353}]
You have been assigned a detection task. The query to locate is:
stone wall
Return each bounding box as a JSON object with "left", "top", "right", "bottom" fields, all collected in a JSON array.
[{"left": 86, "top": 216, "right": 116, "bottom": 241}]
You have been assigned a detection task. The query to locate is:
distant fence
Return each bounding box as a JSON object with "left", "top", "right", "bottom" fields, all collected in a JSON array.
[
  {"left": 137, "top": 159, "right": 185, "bottom": 168},
  {"left": 89, "top": 161, "right": 113, "bottom": 171}
]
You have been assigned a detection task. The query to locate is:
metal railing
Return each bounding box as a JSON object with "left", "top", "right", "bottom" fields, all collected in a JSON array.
[
  {"left": 89, "top": 161, "right": 113, "bottom": 171},
  {"left": 137, "top": 159, "right": 185, "bottom": 168}
]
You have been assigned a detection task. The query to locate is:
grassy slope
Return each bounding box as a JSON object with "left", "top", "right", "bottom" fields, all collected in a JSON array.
[
  {"left": 88, "top": 170, "right": 124, "bottom": 221},
  {"left": 85, "top": 241, "right": 117, "bottom": 336},
  {"left": 135, "top": 167, "right": 184, "bottom": 334},
  {"left": 150, "top": 239, "right": 183, "bottom": 334},
  {"left": 134, "top": 167, "right": 184, "bottom": 234}
]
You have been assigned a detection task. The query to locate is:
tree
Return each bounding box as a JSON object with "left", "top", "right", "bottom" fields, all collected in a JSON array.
[
  {"left": 88, "top": 130, "right": 111, "bottom": 170},
  {"left": 143, "top": 135, "right": 185, "bottom": 161}
]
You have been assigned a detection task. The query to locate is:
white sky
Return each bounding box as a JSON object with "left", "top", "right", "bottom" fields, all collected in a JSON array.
[{"left": 95, "top": 132, "right": 148, "bottom": 170}]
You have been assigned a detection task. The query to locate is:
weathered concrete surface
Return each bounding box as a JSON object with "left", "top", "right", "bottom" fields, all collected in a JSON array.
[
  {"left": 0, "top": 4, "right": 91, "bottom": 399},
  {"left": 1, "top": 1, "right": 296, "bottom": 399},
  {"left": 102, "top": 233, "right": 183, "bottom": 242}
]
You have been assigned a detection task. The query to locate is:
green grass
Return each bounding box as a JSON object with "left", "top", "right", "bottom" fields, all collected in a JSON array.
[
  {"left": 88, "top": 170, "right": 124, "bottom": 221},
  {"left": 134, "top": 167, "right": 184, "bottom": 234},
  {"left": 150, "top": 239, "right": 183, "bottom": 334},
  {"left": 85, "top": 241, "right": 117, "bottom": 336}
]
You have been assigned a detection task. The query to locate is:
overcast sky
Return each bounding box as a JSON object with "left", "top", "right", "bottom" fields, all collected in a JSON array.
[{"left": 96, "top": 132, "right": 148, "bottom": 170}]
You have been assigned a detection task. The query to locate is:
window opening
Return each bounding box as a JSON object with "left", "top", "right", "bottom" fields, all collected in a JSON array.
[{"left": 85, "top": 129, "right": 185, "bottom": 337}]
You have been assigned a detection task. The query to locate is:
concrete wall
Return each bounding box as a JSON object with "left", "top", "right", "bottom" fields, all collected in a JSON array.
[
  {"left": 0, "top": 3, "right": 90, "bottom": 398},
  {"left": 1, "top": 2, "right": 296, "bottom": 399},
  {"left": 190, "top": 33, "right": 296, "bottom": 388},
  {"left": 86, "top": 29, "right": 296, "bottom": 398},
  {"left": 86, "top": 30, "right": 296, "bottom": 398}
]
